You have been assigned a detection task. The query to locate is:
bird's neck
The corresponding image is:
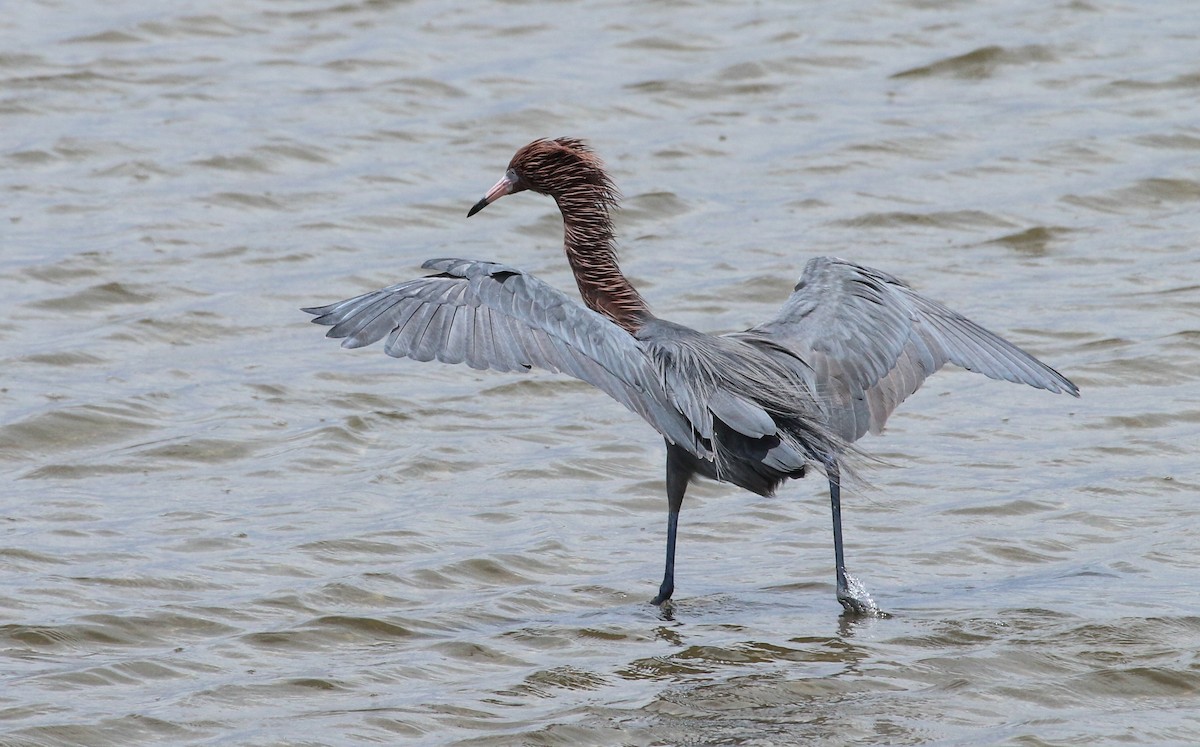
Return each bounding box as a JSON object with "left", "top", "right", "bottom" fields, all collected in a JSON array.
[{"left": 557, "top": 195, "right": 649, "bottom": 334}]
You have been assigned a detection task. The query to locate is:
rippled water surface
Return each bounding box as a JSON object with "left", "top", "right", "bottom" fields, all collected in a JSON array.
[{"left": 3, "top": 1, "right": 1199, "bottom": 745}]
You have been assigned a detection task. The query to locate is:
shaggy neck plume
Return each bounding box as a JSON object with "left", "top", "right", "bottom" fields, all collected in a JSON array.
[{"left": 553, "top": 185, "right": 649, "bottom": 334}]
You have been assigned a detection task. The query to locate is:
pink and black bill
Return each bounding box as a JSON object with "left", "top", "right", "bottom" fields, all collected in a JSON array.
[{"left": 467, "top": 169, "right": 520, "bottom": 217}]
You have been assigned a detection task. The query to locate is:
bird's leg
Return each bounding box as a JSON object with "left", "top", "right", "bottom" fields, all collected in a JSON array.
[
  {"left": 828, "top": 460, "right": 875, "bottom": 614},
  {"left": 828, "top": 461, "right": 849, "bottom": 597},
  {"left": 652, "top": 446, "right": 691, "bottom": 605},
  {"left": 651, "top": 512, "right": 679, "bottom": 606}
]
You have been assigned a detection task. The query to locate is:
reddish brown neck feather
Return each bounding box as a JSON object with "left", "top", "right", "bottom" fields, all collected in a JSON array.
[
  {"left": 557, "top": 193, "right": 649, "bottom": 333},
  {"left": 514, "top": 140, "right": 650, "bottom": 333}
]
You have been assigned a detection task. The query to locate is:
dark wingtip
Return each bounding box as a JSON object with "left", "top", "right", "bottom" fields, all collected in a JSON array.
[
  {"left": 1050, "top": 368, "right": 1080, "bottom": 398},
  {"left": 301, "top": 305, "right": 332, "bottom": 323},
  {"left": 467, "top": 198, "right": 489, "bottom": 218}
]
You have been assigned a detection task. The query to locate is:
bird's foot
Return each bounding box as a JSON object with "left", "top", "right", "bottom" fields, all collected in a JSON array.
[
  {"left": 837, "top": 572, "right": 881, "bottom": 616},
  {"left": 837, "top": 593, "right": 877, "bottom": 615}
]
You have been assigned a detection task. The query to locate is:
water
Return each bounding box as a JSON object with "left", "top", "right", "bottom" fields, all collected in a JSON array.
[{"left": 3, "top": 1, "right": 1199, "bottom": 744}]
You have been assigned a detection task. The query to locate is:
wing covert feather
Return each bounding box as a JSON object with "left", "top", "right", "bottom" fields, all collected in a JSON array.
[
  {"left": 752, "top": 256, "right": 1078, "bottom": 442},
  {"left": 304, "top": 258, "right": 705, "bottom": 456}
]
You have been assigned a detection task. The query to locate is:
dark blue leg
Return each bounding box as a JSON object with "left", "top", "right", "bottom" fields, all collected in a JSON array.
[
  {"left": 828, "top": 460, "right": 873, "bottom": 614},
  {"left": 827, "top": 461, "right": 850, "bottom": 601},
  {"left": 651, "top": 511, "right": 679, "bottom": 605},
  {"left": 651, "top": 445, "right": 691, "bottom": 605}
]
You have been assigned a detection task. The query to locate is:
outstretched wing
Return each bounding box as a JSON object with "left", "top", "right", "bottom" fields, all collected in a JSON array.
[
  {"left": 751, "top": 256, "right": 1079, "bottom": 443},
  {"left": 303, "top": 258, "right": 706, "bottom": 457}
]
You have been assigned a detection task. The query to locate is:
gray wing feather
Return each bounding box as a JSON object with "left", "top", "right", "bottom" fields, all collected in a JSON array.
[
  {"left": 752, "top": 256, "right": 1078, "bottom": 443},
  {"left": 707, "top": 389, "right": 776, "bottom": 439},
  {"left": 304, "top": 258, "right": 707, "bottom": 457}
]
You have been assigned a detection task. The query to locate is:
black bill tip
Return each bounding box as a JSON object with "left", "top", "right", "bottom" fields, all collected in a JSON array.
[{"left": 467, "top": 197, "right": 489, "bottom": 218}]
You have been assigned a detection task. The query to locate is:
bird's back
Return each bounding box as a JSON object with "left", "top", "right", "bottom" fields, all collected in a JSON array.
[{"left": 635, "top": 318, "right": 844, "bottom": 496}]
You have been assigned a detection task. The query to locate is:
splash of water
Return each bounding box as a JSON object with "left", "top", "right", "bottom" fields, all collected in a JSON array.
[{"left": 840, "top": 571, "right": 882, "bottom": 616}]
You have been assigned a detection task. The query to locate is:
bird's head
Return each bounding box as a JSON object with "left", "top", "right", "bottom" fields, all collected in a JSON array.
[{"left": 468, "top": 137, "right": 619, "bottom": 217}]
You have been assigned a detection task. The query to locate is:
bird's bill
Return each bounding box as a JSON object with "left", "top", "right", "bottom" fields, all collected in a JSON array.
[{"left": 467, "top": 170, "right": 518, "bottom": 217}]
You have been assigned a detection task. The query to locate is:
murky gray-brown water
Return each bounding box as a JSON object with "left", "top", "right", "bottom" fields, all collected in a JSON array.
[{"left": 3, "top": 1, "right": 1199, "bottom": 745}]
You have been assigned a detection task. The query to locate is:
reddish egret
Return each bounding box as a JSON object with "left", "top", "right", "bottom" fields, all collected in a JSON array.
[{"left": 304, "top": 137, "right": 1078, "bottom": 613}]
